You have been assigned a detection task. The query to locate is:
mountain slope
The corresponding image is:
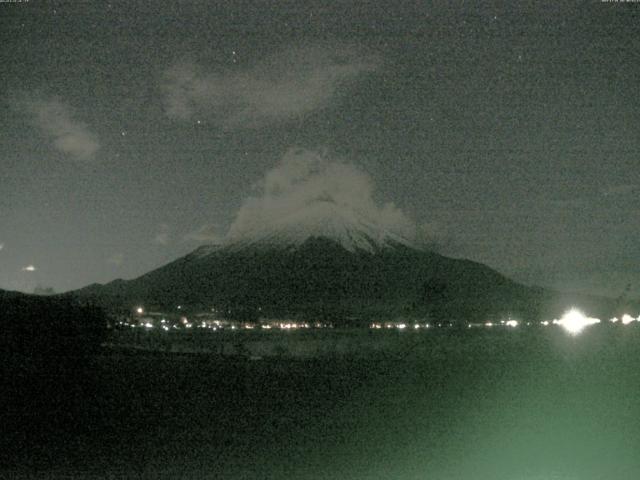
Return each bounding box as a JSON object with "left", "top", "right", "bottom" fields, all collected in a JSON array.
[{"left": 72, "top": 203, "right": 624, "bottom": 322}]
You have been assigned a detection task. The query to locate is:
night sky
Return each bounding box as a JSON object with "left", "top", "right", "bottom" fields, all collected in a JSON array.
[{"left": 1, "top": 1, "right": 639, "bottom": 297}]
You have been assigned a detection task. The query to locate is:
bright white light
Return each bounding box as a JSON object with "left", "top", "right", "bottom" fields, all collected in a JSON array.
[
  {"left": 622, "top": 314, "right": 636, "bottom": 325},
  {"left": 610, "top": 317, "right": 619, "bottom": 323},
  {"left": 505, "top": 320, "right": 518, "bottom": 328},
  {"left": 22, "top": 265, "right": 36, "bottom": 272},
  {"left": 144, "top": 322, "right": 153, "bottom": 328},
  {"left": 397, "top": 323, "right": 406, "bottom": 330},
  {"left": 541, "top": 321, "right": 549, "bottom": 326},
  {"left": 136, "top": 307, "right": 144, "bottom": 314},
  {"left": 557, "top": 308, "right": 600, "bottom": 335},
  {"left": 485, "top": 322, "right": 493, "bottom": 327}
]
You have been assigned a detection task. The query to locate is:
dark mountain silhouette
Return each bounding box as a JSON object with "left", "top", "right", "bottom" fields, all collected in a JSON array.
[
  {"left": 71, "top": 236, "right": 618, "bottom": 324},
  {"left": 0, "top": 288, "right": 106, "bottom": 358}
]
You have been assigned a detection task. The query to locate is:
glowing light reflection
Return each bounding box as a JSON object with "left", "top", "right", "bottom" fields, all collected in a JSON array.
[{"left": 557, "top": 308, "right": 600, "bottom": 335}]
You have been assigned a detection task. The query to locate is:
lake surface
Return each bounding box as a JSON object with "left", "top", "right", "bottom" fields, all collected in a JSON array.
[{"left": 5, "top": 325, "right": 640, "bottom": 479}]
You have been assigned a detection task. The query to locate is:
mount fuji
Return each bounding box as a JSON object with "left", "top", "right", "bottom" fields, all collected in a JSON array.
[{"left": 73, "top": 203, "right": 619, "bottom": 323}]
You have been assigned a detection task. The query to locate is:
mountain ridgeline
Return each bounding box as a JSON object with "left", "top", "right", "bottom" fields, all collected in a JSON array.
[{"left": 73, "top": 229, "right": 622, "bottom": 324}]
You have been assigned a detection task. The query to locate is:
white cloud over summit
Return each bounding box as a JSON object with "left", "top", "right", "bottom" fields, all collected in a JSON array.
[
  {"left": 162, "top": 45, "right": 379, "bottom": 128},
  {"left": 226, "top": 148, "right": 416, "bottom": 242}
]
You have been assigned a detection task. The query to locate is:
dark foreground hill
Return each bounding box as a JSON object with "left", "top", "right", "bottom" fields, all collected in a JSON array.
[
  {"left": 72, "top": 237, "right": 621, "bottom": 323},
  {"left": 0, "top": 289, "right": 106, "bottom": 357},
  {"left": 0, "top": 290, "right": 107, "bottom": 459}
]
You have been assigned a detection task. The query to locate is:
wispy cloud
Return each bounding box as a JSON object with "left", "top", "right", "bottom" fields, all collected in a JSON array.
[
  {"left": 13, "top": 94, "right": 100, "bottom": 161},
  {"left": 545, "top": 183, "right": 637, "bottom": 208},
  {"left": 0, "top": 243, "right": 4, "bottom": 252},
  {"left": 162, "top": 44, "right": 380, "bottom": 128},
  {"left": 415, "top": 222, "right": 456, "bottom": 254},
  {"left": 153, "top": 224, "right": 171, "bottom": 246},
  {"left": 184, "top": 223, "right": 223, "bottom": 243},
  {"left": 107, "top": 253, "right": 124, "bottom": 266},
  {"left": 601, "top": 184, "right": 636, "bottom": 197}
]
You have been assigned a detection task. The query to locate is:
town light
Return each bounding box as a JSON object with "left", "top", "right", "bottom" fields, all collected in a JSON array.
[{"left": 621, "top": 314, "right": 636, "bottom": 325}]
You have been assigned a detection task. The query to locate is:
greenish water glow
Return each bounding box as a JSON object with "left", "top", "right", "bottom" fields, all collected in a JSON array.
[{"left": 6, "top": 326, "right": 640, "bottom": 479}]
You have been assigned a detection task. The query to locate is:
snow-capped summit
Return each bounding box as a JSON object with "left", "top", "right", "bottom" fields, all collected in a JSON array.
[{"left": 223, "top": 200, "right": 415, "bottom": 253}]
